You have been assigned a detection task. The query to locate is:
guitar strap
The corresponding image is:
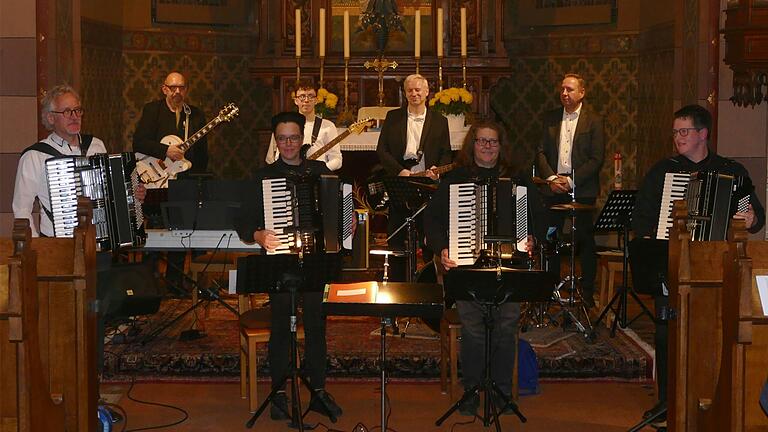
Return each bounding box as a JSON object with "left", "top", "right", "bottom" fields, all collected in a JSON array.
[{"left": 310, "top": 117, "right": 323, "bottom": 145}]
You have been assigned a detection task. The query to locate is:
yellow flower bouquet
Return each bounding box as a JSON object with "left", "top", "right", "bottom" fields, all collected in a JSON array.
[
  {"left": 315, "top": 87, "right": 339, "bottom": 118},
  {"left": 429, "top": 87, "right": 473, "bottom": 116}
]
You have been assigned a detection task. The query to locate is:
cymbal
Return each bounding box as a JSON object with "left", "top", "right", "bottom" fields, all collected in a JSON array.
[
  {"left": 369, "top": 249, "right": 407, "bottom": 257},
  {"left": 550, "top": 202, "right": 595, "bottom": 211}
]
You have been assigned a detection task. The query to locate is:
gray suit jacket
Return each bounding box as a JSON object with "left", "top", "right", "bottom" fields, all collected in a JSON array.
[{"left": 535, "top": 105, "right": 605, "bottom": 199}]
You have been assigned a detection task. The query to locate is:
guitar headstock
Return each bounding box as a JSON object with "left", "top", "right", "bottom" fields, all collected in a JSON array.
[
  {"left": 219, "top": 103, "right": 240, "bottom": 122},
  {"left": 348, "top": 118, "right": 374, "bottom": 135}
]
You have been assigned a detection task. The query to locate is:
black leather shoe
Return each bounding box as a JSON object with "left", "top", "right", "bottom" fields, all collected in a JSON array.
[
  {"left": 643, "top": 401, "right": 666, "bottom": 419},
  {"left": 458, "top": 391, "right": 479, "bottom": 417},
  {"left": 309, "top": 389, "right": 343, "bottom": 419},
  {"left": 270, "top": 392, "right": 290, "bottom": 420}
]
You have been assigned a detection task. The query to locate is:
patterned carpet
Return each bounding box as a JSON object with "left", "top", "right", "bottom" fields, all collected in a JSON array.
[{"left": 103, "top": 299, "right": 653, "bottom": 383}]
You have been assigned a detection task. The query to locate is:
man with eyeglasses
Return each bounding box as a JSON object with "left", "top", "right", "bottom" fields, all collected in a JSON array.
[
  {"left": 235, "top": 111, "right": 344, "bottom": 422},
  {"left": 13, "top": 84, "right": 107, "bottom": 237},
  {"left": 265, "top": 80, "right": 342, "bottom": 171},
  {"left": 536, "top": 73, "right": 605, "bottom": 309},
  {"left": 132, "top": 71, "right": 209, "bottom": 292},
  {"left": 133, "top": 72, "right": 208, "bottom": 174},
  {"left": 631, "top": 104, "right": 765, "bottom": 427},
  {"left": 12, "top": 83, "right": 146, "bottom": 424}
]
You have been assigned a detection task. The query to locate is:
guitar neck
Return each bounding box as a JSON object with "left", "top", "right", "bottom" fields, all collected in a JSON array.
[
  {"left": 307, "top": 130, "right": 350, "bottom": 160},
  {"left": 413, "top": 163, "right": 455, "bottom": 177},
  {"left": 179, "top": 117, "right": 223, "bottom": 152}
]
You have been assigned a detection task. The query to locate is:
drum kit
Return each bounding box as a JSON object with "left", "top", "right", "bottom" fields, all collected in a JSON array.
[{"left": 363, "top": 174, "right": 596, "bottom": 341}]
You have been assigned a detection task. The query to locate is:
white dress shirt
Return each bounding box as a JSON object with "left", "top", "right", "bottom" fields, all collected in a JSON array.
[
  {"left": 547, "top": 103, "right": 581, "bottom": 188},
  {"left": 265, "top": 117, "right": 343, "bottom": 170},
  {"left": 403, "top": 111, "right": 426, "bottom": 162},
  {"left": 12, "top": 132, "right": 107, "bottom": 237}
]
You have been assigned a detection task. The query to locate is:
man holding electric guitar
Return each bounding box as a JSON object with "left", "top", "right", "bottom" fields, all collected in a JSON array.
[
  {"left": 375, "top": 74, "right": 453, "bottom": 259},
  {"left": 133, "top": 72, "right": 211, "bottom": 184}
]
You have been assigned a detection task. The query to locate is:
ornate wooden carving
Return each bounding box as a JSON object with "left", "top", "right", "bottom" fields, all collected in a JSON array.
[{"left": 723, "top": 1, "right": 768, "bottom": 107}]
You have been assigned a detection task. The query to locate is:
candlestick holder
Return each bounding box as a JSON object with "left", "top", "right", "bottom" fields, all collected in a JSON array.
[
  {"left": 344, "top": 58, "right": 350, "bottom": 112},
  {"left": 319, "top": 56, "right": 325, "bottom": 88},
  {"left": 438, "top": 56, "right": 444, "bottom": 91},
  {"left": 461, "top": 56, "right": 467, "bottom": 88},
  {"left": 415, "top": 57, "right": 420, "bottom": 75},
  {"left": 295, "top": 56, "right": 301, "bottom": 86}
]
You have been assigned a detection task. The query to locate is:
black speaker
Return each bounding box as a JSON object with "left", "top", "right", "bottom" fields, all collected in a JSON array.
[{"left": 101, "top": 262, "right": 162, "bottom": 319}]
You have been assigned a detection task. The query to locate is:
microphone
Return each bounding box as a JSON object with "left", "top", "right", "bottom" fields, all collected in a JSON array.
[{"left": 183, "top": 103, "right": 191, "bottom": 116}]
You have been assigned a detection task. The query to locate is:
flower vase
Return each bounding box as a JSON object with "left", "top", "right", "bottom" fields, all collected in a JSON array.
[{"left": 446, "top": 114, "right": 465, "bottom": 130}]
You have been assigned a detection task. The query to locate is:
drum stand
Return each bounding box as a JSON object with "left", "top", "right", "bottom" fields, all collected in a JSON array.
[{"left": 549, "top": 205, "right": 594, "bottom": 340}]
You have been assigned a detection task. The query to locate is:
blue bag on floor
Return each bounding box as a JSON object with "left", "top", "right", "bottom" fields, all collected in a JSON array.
[{"left": 517, "top": 339, "right": 539, "bottom": 395}]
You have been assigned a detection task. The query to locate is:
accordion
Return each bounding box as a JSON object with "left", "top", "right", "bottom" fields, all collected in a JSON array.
[
  {"left": 261, "top": 174, "right": 354, "bottom": 255},
  {"left": 45, "top": 152, "right": 145, "bottom": 251},
  {"left": 656, "top": 171, "right": 752, "bottom": 241},
  {"left": 448, "top": 178, "right": 528, "bottom": 266}
]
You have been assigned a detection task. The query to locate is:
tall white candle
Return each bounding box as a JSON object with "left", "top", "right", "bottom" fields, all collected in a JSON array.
[
  {"left": 295, "top": 9, "right": 301, "bottom": 57},
  {"left": 436, "top": 8, "right": 443, "bottom": 57},
  {"left": 343, "top": 10, "right": 350, "bottom": 59},
  {"left": 414, "top": 9, "right": 421, "bottom": 59},
  {"left": 460, "top": 8, "right": 467, "bottom": 57},
  {"left": 319, "top": 8, "right": 326, "bottom": 57}
]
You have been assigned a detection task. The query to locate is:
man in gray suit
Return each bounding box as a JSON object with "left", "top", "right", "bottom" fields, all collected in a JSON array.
[{"left": 536, "top": 73, "right": 605, "bottom": 308}]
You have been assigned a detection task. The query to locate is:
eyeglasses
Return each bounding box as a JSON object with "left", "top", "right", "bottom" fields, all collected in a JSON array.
[
  {"left": 475, "top": 137, "right": 500, "bottom": 148},
  {"left": 276, "top": 135, "right": 303, "bottom": 144},
  {"left": 50, "top": 107, "right": 84, "bottom": 118},
  {"left": 295, "top": 94, "right": 317, "bottom": 102},
  {"left": 163, "top": 84, "right": 187, "bottom": 92},
  {"left": 672, "top": 127, "right": 700, "bottom": 137}
]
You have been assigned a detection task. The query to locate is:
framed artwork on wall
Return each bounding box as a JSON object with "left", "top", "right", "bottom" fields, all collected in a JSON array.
[{"left": 152, "top": 0, "right": 252, "bottom": 26}]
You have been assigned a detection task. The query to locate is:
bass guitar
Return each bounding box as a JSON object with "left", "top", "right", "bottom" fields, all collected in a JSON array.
[
  {"left": 136, "top": 103, "right": 239, "bottom": 189},
  {"left": 366, "top": 162, "right": 456, "bottom": 199},
  {"left": 299, "top": 118, "right": 374, "bottom": 161}
]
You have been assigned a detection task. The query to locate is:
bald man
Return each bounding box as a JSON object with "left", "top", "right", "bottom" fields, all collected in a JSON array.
[
  {"left": 132, "top": 71, "right": 210, "bottom": 292},
  {"left": 133, "top": 71, "right": 209, "bottom": 176}
]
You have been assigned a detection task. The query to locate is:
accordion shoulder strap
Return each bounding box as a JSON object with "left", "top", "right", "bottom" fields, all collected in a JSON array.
[{"left": 21, "top": 142, "right": 64, "bottom": 158}]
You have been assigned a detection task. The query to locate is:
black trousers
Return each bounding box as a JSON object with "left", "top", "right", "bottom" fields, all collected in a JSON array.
[
  {"left": 456, "top": 300, "right": 521, "bottom": 396},
  {"left": 268, "top": 291, "right": 327, "bottom": 390},
  {"left": 544, "top": 195, "right": 597, "bottom": 296}
]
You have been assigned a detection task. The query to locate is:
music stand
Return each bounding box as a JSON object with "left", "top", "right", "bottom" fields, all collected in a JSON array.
[
  {"left": 436, "top": 268, "right": 555, "bottom": 430},
  {"left": 239, "top": 253, "right": 340, "bottom": 430},
  {"left": 592, "top": 190, "right": 655, "bottom": 336},
  {"left": 382, "top": 176, "right": 436, "bottom": 282}
]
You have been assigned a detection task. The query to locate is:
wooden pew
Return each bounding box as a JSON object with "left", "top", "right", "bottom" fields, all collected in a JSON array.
[
  {"left": 703, "top": 221, "right": 768, "bottom": 431},
  {"left": 0, "top": 220, "right": 65, "bottom": 431},
  {"left": 667, "top": 200, "right": 768, "bottom": 431},
  {"left": 667, "top": 201, "right": 730, "bottom": 431},
  {"left": 0, "top": 200, "right": 98, "bottom": 432}
]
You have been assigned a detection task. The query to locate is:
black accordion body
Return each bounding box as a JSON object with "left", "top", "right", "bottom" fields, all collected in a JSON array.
[
  {"left": 261, "top": 174, "right": 354, "bottom": 255},
  {"left": 448, "top": 177, "right": 528, "bottom": 266},
  {"left": 656, "top": 171, "right": 752, "bottom": 241},
  {"left": 45, "top": 152, "right": 145, "bottom": 251}
]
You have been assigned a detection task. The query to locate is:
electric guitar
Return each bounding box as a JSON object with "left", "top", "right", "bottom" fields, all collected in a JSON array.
[
  {"left": 299, "top": 118, "right": 374, "bottom": 161},
  {"left": 136, "top": 103, "right": 239, "bottom": 189},
  {"left": 366, "top": 162, "right": 456, "bottom": 198}
]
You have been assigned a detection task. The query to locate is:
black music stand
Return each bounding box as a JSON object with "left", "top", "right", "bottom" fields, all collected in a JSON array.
[
  {"left": 436, "top": 268, "right": 555, "bottom": 430},
  {"left": 382, "top": 176, "right": 436, "bottom": 282},
  {"left": 323, "top": 281, "right": 444, "bottom": 432},
  {"left": 239, "top": 253, "right": 340, "bottom": 431},
  {"left": 592, "top": 190, "right": 654, "bottom": 336}
]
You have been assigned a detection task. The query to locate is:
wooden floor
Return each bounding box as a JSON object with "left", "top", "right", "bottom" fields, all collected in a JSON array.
[{"left": 102, "top": 380, "right": 659, "bottom": 431}]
